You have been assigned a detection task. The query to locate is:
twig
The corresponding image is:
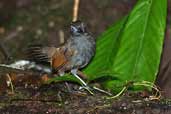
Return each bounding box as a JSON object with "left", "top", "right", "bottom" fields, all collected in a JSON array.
[
  {"left": 93, "top": 86, "right": 112, "bottom": 96},
  {"left": 6, "top": 73, "right": 14, "bottom": 94},
  {"left": 133, "top": 81, "right": 161, "bottom": 100},
  {"left": 72, "top": 0, "right": 80, "bottom": 22},
  {"left": 107, "top": 80, "right": 161, "bottom": 100},
  {"left": 107, "top": 86, "right": 127, "bottom": 99}
]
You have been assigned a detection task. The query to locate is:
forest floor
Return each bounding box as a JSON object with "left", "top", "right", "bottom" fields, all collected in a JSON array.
[{"left": 0, "top": 81, "right": 171, "bottom": 114}]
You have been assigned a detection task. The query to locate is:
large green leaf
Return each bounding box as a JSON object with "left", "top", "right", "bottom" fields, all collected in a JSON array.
[
  {"left": 83, "top": 17, "right": 128, "bottom": 80},
  {"left": 83, "top": 0, "right": 167, "bottom": 90}
]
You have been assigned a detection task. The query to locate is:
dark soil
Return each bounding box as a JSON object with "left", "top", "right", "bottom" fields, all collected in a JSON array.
[{"left": 0, "top": 82, "right": 171, "bottom": 114}]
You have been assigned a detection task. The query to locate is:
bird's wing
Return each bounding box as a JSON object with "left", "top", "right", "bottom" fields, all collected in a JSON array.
[
  {"left": 51, "top": 47, "right": 76, "bottom": 70},
  {"left": 27, "top": 45, "right": 74, "bottom": 70},
  {"left": 51, "top": 47, "right": 67, "bottom": 69}
]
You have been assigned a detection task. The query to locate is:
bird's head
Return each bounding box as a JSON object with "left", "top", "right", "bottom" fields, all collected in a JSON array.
[{"left": 70, "top": 20, "right": 87, "bottom": 36}]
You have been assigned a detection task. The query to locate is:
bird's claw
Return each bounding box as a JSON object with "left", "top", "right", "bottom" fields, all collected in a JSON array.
[{"left": 79, "top": 86, "right": 94, "bottom": 95}]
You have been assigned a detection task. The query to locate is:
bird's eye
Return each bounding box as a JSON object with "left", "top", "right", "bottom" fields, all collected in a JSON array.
[{"left": 71, "top": 26, "right": 78, "bottom": 33}]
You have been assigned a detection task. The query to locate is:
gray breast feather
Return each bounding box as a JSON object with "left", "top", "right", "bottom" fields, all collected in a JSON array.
[{"left": 67, "top": 34, "right": 95, "bottom": 68}]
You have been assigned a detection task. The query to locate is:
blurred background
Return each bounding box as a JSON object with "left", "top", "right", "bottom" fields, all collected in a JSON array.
[{"left": 0, "top": 0, "right": 170, "bottom": 63}]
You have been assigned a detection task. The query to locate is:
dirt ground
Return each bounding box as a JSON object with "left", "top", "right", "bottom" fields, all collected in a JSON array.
[
  {"left": 0, "top": 0, "right": 171, "bottom": 114},
  {"left": 0, "top": 81, "right": 171, "bottom": 114}
]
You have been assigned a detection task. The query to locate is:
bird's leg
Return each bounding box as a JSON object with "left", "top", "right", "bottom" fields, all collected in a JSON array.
[
  {"left": 71, "top": 69, "right": 93, "bottom": 95},
  {"left": 71, "top": 69, "right": 87, "bottom": 86}
]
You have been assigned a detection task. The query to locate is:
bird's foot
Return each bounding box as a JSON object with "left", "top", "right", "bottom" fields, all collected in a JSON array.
[
  {"left": 92, "top": 86, "right": 112, "bottom": 96},
  {"left": 79, "top": 86, "right": 112, "bottom": 96},
  {"left": 65, "top": 81, "right": 94, "bottom": 95},
  {"left": 79, "top": 86, "right": 94, "bottom": 95},
  {"left": 71, "top": 69, "right": 112, "bottom": 95}
]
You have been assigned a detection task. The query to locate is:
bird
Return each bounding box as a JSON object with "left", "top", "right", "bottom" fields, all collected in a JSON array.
[{"left": 27, "top": 20, "right": 96, "bottom": 89}]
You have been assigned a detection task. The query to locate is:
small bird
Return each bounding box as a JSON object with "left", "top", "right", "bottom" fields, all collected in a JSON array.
[{"left": 27, "top": 20, "right": 96, "bottom": 88}]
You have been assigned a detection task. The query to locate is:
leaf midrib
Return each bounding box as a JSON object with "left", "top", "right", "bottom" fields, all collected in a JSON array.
[{"left": 132, "top": 0, "right": 153, "bottom": 77}]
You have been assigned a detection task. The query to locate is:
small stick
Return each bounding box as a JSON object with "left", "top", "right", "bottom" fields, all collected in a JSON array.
[
  {"left": 6, "top": 73, "right": 14, "bottom": 94},
  {"left": 72, "top": 0, "right": 80, "bottom": 22},
  {"left": 93, "top": 86, "right": 112, "bottom": 96}
]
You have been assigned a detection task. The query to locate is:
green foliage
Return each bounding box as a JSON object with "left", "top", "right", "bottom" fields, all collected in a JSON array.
[
  {"left": 50, "top": 0, "right": 167, "bottom": 92},
  {"left": 47, "top": 75, "right": 83, "bottom": 85}
]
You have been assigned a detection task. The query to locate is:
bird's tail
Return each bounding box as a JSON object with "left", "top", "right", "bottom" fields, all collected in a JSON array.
[{"left": 26, "top": 44, "right": 51, "bottom": 63}]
